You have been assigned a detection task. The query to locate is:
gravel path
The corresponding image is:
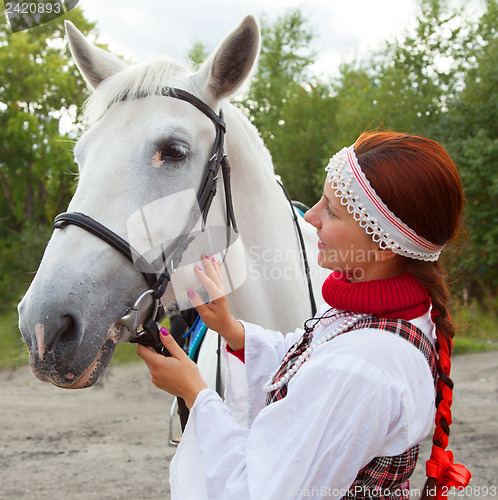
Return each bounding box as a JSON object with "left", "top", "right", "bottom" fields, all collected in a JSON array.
[{"left": 1, "top": 351, "right": 497, "bottom": 499}]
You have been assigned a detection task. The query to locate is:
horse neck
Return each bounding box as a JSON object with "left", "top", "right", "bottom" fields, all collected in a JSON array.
[
  {"left": 225, "top": 107, "right": 274, "bottom": 203},
  {"left": 223, "top": 106, "right": 287, "bottom": 241},
  {"left": 221, "top": 106, "right": 313, "bottom": 331}
]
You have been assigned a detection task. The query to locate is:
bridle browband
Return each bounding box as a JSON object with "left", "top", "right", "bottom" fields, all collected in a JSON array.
[{"left": 54, "top": 88, "right": 237, "bottom": 354}]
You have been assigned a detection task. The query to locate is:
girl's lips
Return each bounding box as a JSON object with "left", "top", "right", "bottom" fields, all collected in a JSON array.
[{"left": 318, "top": 238, "right": 326, "bottom": 249}]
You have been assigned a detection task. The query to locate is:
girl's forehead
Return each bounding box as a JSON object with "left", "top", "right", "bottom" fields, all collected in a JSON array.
[{"left": 324, "top": 181, "right": 347, "bottom": 211}]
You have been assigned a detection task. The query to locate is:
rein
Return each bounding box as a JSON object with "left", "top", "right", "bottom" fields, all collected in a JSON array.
[
  {"left": 277, "top": 180, "right": 317, "bottom": 317},
  {"left": 54, "top": 88, "right": 236, "bottom": 355}
]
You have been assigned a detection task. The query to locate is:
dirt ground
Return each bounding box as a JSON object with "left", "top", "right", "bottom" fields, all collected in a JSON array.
[{"left": 1, "top": 351, "right": 497, "bottom": 500}]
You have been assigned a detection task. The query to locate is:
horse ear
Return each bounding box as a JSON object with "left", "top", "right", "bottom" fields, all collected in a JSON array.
[
  {"left": 198, "top": 15, "right": 260, "bottom": 101},
  {"left": 65, "top": 21, "right": 128, "bottom": 89}
]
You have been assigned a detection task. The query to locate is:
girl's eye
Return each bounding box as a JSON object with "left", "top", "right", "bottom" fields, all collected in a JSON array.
[{"left": 326, "top": 206, "right": 335, "bottom": 217}]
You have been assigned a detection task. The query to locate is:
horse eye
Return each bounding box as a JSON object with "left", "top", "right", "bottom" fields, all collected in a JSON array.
[
  {"left": 152, "top": 143, "right": 189, "bottom": 168},
  {"left": 161, "top": 143, "right": 189, "bottom": 161}
]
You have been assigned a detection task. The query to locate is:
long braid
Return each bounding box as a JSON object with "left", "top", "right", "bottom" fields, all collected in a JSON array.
[
  {"left": 405, "top": 259, "right": 471, "bottom": 498},
  {"left": 354, "top": 131, "right": 471, "bottom": 496}
]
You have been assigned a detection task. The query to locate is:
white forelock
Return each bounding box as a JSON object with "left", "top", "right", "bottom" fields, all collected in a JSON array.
[{"left": 83, "top": 57, "right": 194, "bottom": 124}]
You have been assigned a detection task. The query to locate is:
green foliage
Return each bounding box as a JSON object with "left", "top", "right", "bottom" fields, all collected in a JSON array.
[
  {"left": 0, "top": 7, "right": 94, "bottom": 232},
  {"left": 268, "top": 83, "right": 337, "bottom": 205},
  {"left": 375, "top": 0, "right": 470, "bottom": 133},
  {"left": 240, "top": 0, "right": 498, "bottom": 296},
  {"left": 451, "top": 295, "right": 498, "bottom": 354},
  {"left": 0, "top": 309, "right": 29, "bottom": 368},
  {"left": 245, "top": 8, "right": 315, "bottom": 128},
  {"left": 0, "top": 8, "right": 100, "bottom": 309},
  {"left": 0, "top": 309, "right": 29, "bottom": 369},
  {"left": 449, "top": 134, "right": 498, "bottom": 290},
  {"left": 187, "top": 39, "right": 208, "bottom": 70},
  {"left": 332, "top": 0, "right": 479, "bottom": 139},
  {"left": 0, "top": 222, "right": 52, "bottom": 312},
  {"left": 442, "top": 1, "right": 498, "bottom": 291},
  {"left": 240, "top": 9, "right": 331, "bottom": 205},
  {"left": 329, "top": 65, "right": 377, "bottom": 148}
]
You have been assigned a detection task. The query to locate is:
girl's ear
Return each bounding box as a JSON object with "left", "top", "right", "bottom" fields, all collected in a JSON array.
[{"left": 374, "top": 248, "right": 397, "bottom": 263}]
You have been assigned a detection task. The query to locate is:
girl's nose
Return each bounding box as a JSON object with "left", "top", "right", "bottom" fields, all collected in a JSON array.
[{"left": 304, "top": 204, "right": 320, "bottom": 228}]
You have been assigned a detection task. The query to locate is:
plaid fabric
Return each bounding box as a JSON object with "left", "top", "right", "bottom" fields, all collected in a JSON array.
[
  {"left": 266, "top": 315, "right": 437, "bottom": 499},
  {"left": 266, "top": 329, "right": 314, "bottom": 404},
  {"left": 343, "top": 318, "right": 436, "bottom": 499},
  {"left": 343, "top": 446, "right": 419, "bottom": 499}
]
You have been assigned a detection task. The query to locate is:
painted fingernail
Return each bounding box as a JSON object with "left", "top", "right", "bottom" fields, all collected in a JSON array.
[
  {"left": 211, "top": 256, "right": 216, "bottom": 262},
  {"left": 195, "top": 265, "right": 202, "bottom": 271},
  {"left": 160, "top": 327, "right": 169, "bottom": 337},
  {"left": 187, "top": 289, "right": 196, "bottom": 299}
]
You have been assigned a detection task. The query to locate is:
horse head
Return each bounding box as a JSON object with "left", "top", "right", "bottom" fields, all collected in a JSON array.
[{"left": 18, "top": 16, "right": 261, "bottom": 389}]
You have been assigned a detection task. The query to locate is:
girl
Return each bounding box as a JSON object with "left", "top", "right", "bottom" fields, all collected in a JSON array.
[{"left": 137, "top": 131, "right": 471, "bottom": 499}]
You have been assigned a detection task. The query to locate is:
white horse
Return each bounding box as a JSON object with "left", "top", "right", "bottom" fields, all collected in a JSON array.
[{"left": 17, "top": 16, "right": 327, "bottom": 390}]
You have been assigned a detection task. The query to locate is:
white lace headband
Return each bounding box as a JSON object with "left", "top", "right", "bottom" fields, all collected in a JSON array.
[{"left": 325, "top": 145, "right": 444, "bottom": 262}]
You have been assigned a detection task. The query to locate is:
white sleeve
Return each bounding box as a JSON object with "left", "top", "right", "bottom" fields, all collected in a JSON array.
[
  {"left": 223, "top": 320, "right": 305, "bottom": 428},
  {"left": 223, "top": 304, "right": 333, "bottom": 427},
  {"left": 170, "top": 347, "right": 410, "bottom": 500}
]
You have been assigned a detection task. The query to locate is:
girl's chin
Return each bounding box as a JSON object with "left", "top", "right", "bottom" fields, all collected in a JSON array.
[{"left": 317, "top": 255, "right": 337, "bottom": 271}]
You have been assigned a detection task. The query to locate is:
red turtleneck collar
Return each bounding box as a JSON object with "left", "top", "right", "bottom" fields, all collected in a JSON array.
[
  {"left": 321, "top": 271, "right": 430, "bottom": 320},
  {"left": 228, "top": 271, "right": 431, "bottom": 364}
]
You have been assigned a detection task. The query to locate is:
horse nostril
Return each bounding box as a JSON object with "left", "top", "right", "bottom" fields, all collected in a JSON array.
[
  {"left": 60, "top": 314, "right": 77, "bottom": 339},
  {"left": 44, "top": 314, "right": 79, "bottom": 353}
]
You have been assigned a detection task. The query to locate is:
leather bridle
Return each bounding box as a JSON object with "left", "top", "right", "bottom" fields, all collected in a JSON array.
[{"left": 54, "top": 88, "right": 237, "bottom": 355}]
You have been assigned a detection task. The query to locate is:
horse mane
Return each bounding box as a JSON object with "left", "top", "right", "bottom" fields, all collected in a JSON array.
[{"left": 83, "top": 57, "right": 193, "bottom": 124}]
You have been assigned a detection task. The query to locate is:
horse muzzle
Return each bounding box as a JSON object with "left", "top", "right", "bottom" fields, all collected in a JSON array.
[{"left": 18, "top": 295, "right": 125, "bottom": 389}]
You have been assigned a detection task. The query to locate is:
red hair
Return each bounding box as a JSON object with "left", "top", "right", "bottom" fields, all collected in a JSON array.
[
  {"left": 354, "top": 131, "right": 470, "bottom": 497},
  {"left": 354, "top": 131, "right": 463, "bottom": 245}
]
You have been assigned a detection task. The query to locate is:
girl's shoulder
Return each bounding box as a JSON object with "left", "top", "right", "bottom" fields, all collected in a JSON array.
[{"left": 312, "top": 311, "right": 436, "bottom": 391}]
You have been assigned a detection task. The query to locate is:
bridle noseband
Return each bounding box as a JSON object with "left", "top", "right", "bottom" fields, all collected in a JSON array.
[{"left": 54, "top": 88, "right": 237, "bottom": 355}]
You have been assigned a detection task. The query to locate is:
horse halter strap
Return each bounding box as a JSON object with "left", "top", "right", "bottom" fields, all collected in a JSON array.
[{"left": 54, "top": 88, "right": 238, "bottom": 353}]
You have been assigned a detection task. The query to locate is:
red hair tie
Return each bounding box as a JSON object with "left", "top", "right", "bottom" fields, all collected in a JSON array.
[
  {"left": 426, "top": 446, "right": 471, "bottom": 498},
  {"left": 431, "top": 309, "right": 451, "bottom": 322}
]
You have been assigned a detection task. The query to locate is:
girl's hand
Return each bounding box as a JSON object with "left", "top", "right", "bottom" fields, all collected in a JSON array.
[
  {"left": 136, "top": 329, "right": 207, "bottom": 409},
  {"left": 187, "top": 254, "right": 245, "bottom": 351}
]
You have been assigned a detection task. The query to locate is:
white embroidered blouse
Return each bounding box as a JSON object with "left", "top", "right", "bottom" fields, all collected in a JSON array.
[{"left": 169, "top": 306, "right": 436, "bottom": 500}]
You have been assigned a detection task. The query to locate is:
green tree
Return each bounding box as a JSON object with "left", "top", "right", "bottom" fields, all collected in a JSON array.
[
  {"left": 187, "top": 39, "right": 208, "bottom": 70},
  {"left": 0, "top": 7, "right": 95, "bottom": 230},
  {"left": 329, "top": 64, "right": 377, "bottom": 151},
  {"left": 331, "top": 0, "right": 477, "bottom": 143},
  {"left": 240, "top": 9, "right": 337, "bottom": 205},
  {"left": 375, "top": 0, "right": 465, "bottom": 135},
  {"left": 443, "top": 0, "right": 498, "bottom": 294},
  {"left": 269, "top": 82, "right": 337, "bottom": 205},
  {"left": 0, "top": 7, "right": 98, "bottom": 309},
  {"left": 243, "top": 9, "right": 316, "bottom": 144}
]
